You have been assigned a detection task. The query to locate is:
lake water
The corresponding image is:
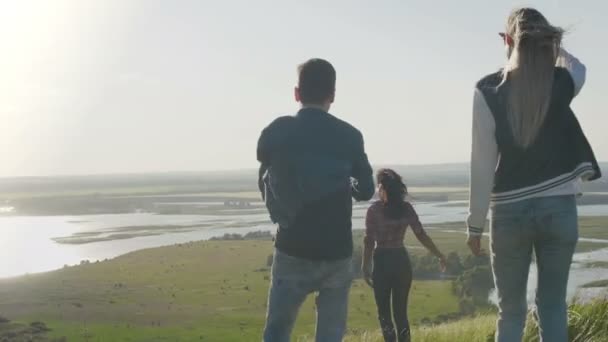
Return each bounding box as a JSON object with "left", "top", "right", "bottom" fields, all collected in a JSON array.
[
  {"left": 1, "top": 202, "right": 608, "bottom": 302},
  {"left": 0, "top": 202, "right": 470, "bottom": 278}
]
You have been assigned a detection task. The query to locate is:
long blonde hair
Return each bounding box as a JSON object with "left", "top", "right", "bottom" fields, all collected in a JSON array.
[{"left": 502, "top": 8, "right": 564, "bottom": 148}]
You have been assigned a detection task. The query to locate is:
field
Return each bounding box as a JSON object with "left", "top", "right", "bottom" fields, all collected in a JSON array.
[
  {"left": 1, "top": 170, "right": 607, "bottom": 341},
  {"left": 353, "top": 217, "right": 608, "bottom": 256},
  {"left": 1, "top": 214, "right": 608, "bottom": 341},
  {"left": 422, "top": 217, "right": 608, "bottom": 254},
  {"left": 583, "top": 280, "right": 608, "bottom": 288},
  {"left": 0, "top": 240, "right": 461, "bottom": 341}
]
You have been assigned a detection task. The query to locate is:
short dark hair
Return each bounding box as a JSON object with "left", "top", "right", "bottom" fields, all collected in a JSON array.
[{"left": 297, "top": 59, "right": 336, "bottom": 105}]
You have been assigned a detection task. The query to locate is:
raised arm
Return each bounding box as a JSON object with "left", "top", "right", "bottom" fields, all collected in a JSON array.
[
  {"left": 351, "top": 131, "right": 375, "bottom": 201},
  {"left": 467, "top": 89, "right": 498, "bottom": 254},
  {"left": 556, "top": 48, "right": 586, "bottom": 97}
]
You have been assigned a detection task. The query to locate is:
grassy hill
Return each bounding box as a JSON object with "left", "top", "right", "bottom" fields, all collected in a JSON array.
[
  {"left": 342, "top": 300, "right": 608, "bottom": 342},
  {"left": 0, "top": 216, "right": 607, "bottom": 341},
  {"left": 0, "top": 240, "right": 461, "bottom": 341},
  {"left": 3, "top": 301, "right": 607, "bottom": 342},
  {"left": 0, "top": 232, "right": 606, "bottom": 341}
]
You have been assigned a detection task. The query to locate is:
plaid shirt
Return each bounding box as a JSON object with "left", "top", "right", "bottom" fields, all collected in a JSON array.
[{"left": 364, "top": 201, "right": 425, "bottom": 249}]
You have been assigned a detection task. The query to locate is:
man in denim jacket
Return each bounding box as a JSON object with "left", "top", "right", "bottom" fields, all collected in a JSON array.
[{"left": 257, "top": 59, "right": 374, "bottom": 342}]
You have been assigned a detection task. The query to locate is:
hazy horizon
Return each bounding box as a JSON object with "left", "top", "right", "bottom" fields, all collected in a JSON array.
[
  {"left": 2, "top": 0, "right": 607, "bottom": 177},
  {"left": 0, "top": 161, "right": 471, "bottom": 180}
]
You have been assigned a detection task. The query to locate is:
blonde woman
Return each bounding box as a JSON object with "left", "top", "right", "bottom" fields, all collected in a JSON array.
[{"left": 466, "top": 8, "right": 601, "bottom": 342}]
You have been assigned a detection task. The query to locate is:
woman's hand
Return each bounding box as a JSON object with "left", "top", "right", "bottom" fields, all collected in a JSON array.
[
  {"left": 438, "top": 254, "right": 447, "bottom": 273},
  {"left": 467, "top": 235, "right": 482, "bottom": 256},
  {"left": 362, "top": 264, "right": 373, "bottom": 288}
]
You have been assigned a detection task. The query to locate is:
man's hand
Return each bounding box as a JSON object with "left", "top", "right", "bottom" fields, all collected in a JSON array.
[
  {"left": 467, "top": 235, "right": 482, "bottom": 256},
  {"left": 362, "top": 264, "right": 373, "bottom": 288}
]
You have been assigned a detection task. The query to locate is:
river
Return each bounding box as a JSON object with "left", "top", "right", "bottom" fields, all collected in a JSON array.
[{"left": 1, "top": 202, "right": 608, "bottom": 301}]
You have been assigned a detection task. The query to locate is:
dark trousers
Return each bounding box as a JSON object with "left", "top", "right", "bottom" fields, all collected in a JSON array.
[{"left": 372, "top": 247, "right": 413, "bottom": 342}]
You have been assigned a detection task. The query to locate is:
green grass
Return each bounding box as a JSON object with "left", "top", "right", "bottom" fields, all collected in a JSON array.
[
  {"left": 408, "top": 187, "right": 468, "bottom": 193},
  {"left": 0, "top": 320, "right": 55, "bottom": 342},
  {"left": 352, "top": 226, "right": 491, "bottom": 258},
  {"left": 426, "top": 218, "right": 608, "bottom": 254},
  {"left": 342, "top": 301, "right": 608, "bottom": 342},
  {"left": 0, "top": 240, "right": 460, "bottom": 341},
  {"left": 436, "top": 202, "right": 469, "bottom": 208},
  {"left": 583, "top": 261, "right": 608, "bottom": 268},
  {"left": 582, "top": 280, "right": 608, "bottom": 288},
  {"left": 0, "top": 215, "right": 607, "bottom": 341},
  {"left": 577, "top": 217, "right": 608, "bottom": 240},
  {"left": 352, "top": 217, "right": 608, "bottom": 257}
]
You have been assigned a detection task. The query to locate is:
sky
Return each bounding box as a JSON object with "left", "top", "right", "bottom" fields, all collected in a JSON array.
[{"left": 0, "top": 0, "right": 606, "bottom": 177}]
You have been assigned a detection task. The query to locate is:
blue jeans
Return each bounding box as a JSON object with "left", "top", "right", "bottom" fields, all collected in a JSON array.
[
  {"left": 263, "top": 249, "right": 353, "bottom": 342},
  {"left": 490, "top": 195, "right": 578, "bottom": 342}
]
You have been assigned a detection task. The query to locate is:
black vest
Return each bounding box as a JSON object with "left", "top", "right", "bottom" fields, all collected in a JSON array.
[{"left": 477, "top": 67, "right": 601, "bottom": 201}]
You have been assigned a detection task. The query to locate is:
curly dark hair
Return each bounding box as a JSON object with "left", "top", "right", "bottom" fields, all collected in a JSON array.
[{"left": 376, "top": 168, "right": 408, "bottom": 219}]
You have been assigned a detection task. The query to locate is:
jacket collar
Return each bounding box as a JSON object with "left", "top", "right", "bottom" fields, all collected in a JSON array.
[{"left": 296, "top": 107, "right": 329, "bottom": 117}]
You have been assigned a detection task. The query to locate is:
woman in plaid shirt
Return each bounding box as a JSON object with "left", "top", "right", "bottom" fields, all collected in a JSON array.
[{"left": 362, "top": 169, "right": 447, "bottom": 342}]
